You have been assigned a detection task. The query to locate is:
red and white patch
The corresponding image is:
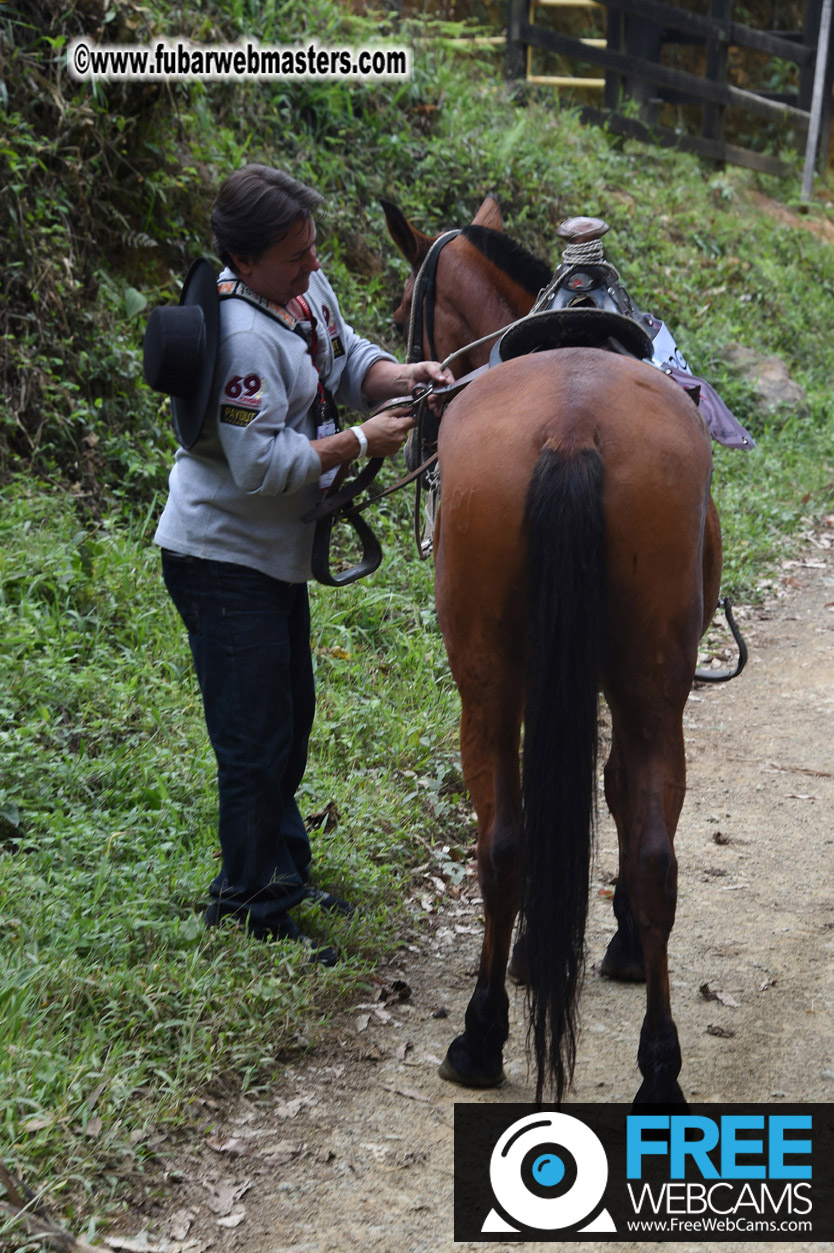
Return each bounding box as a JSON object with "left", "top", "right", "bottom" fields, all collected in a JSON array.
[
  {"left": 223, "top": 373, "right": 263, "bottom": 409},
  {"left": 321, "top": 304, "right": 339, "bottom": 339},
  {"left": 319, "top": 305, "right": 345, "bottom": 357}
]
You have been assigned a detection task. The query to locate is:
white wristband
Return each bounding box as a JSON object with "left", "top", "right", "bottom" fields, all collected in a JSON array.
[{"left": 350, "top": 424, "right": 368, "bottom": 457}]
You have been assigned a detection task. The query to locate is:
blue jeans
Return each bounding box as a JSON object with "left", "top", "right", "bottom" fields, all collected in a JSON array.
[{"left": 162, "top": 552, "right": 314, "bottom": 932}]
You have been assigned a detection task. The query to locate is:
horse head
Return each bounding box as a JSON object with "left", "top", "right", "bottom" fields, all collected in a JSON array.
[
  {"left": 380, "top": 196, "right": 506, "bottom": 364},
  {"left": 381, "top": 193, "right": 503, "bottom": 271}
]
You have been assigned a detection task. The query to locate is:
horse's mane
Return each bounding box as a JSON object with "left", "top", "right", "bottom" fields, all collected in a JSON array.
[{"left": 461, "top": 225, "right": 553, "bottom": 297}]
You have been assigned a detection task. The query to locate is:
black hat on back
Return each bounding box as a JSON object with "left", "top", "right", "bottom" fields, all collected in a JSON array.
[{"left": 143, "top": 258, "right": 220, "bottom": 449}]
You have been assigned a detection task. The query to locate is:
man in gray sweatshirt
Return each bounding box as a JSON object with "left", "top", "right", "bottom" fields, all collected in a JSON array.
[{"left": 155, "top": 164, "right": 451, "bottom": 962}]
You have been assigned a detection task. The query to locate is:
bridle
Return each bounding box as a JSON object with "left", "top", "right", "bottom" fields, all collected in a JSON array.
[
  {"left": 408, "top": 231, "right": 543, "bottom": 376},
  {"left": 406, "top": 229, "right": 462, "bottom": 364}
]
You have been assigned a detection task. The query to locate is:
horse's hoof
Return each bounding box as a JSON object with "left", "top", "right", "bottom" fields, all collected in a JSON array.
[
  {"left": 438, "top": 1056, "right": 505, "bottom": 1087},
  {"left": 438, "top": 1040, "right": 505, "bottom": 1088},
  {"left": 633, "top": 1078, "right": 688, "bottom": 1107},
  {"left": 600, "top": 932, "right": 645, "bottom": 982}
]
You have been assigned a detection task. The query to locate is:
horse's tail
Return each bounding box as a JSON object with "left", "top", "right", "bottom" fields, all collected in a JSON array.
[{"left": 519, "top": 442, "right": 605, "bottom": 1104}]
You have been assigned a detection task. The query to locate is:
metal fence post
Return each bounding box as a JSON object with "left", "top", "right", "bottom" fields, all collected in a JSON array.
[{"left": 506, "top": 0, "right": 529, "bottom": 83}]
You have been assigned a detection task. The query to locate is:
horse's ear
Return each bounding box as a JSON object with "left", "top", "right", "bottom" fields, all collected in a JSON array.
[
  {"left": 472, "top": 195, "right": 503, "bottom": 232},
  {"left": 380, "top": 199, "right": 433, "bottom": 270}
]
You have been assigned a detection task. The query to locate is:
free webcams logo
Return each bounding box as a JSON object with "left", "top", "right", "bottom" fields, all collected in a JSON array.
[
  {"left": 624, "top": 1112, "right": 814, "bottom": 1237},
  {"left": 454, "top": 1104, "right": 834, "bottom": 1243},
  {"left": 463, "top": 1110, "right": 616, "bottom": 1236}
]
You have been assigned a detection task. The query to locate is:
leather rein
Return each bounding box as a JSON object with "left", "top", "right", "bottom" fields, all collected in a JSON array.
[{"left": 305, "top": 229, "right": 467, "bottom": 586}]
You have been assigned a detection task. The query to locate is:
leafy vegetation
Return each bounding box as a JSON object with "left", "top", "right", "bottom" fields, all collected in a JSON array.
[{"left": 1, "top": 0, "right": 833, "bottom": 1240}]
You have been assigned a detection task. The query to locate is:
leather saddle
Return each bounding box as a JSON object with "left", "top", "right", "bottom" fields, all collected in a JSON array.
[
  {"left": 491, "top": 216, "right": 654, "bottom": 366},
  {"left": 491, "top": 307, "right": 654, "bottom": 365}
]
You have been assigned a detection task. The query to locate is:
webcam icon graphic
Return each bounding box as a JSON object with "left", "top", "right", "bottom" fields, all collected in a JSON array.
[{"left": 482, "top": 1111, "right": 617, "bottom": 1233}]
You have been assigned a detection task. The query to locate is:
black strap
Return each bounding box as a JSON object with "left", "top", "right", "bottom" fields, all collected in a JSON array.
[
  {"left": 309, "top": 507, "right": 384, "bottom": 587},
  {"left": 302, "top": 457, "right": 385, "bottom": 522},
  {"left": 409, "top": 230, "right": 461, "bottom": 363}
]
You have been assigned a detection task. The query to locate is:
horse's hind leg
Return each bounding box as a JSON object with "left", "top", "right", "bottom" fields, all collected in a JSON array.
[
  {"left": 438, "top": 669, "right": 524, "bottom": 1088},
  {"left": 604, "top": 686, "right": 691, "bottom": 1105},
  {"left": 600, "top": 733, "right": 646, "bottom": 983}
]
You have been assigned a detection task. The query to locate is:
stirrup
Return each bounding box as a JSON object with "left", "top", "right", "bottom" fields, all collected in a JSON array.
[
  {"left": 420, "top": 483, "right": 439, "bottom": 557},
  {"left": 694, "top": 596, "right": 748, "bottom": 683}
]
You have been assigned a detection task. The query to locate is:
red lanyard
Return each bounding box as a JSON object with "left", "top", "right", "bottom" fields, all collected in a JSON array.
[
  {"left": 294, "top": 294, "right": 316, "bottom": 355},
  {"left": 294, "top": 294, "right": 327, "bottom": 410}
]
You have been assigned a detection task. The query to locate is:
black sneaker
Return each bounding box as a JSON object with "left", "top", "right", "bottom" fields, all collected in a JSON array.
[
  {"left": 266, "top": 914, "right": 339, "bottom": 967},
  {"left": 204, "top": 903, "right": 339, "bottom": 966},
  {"left": 303, "top": 885, "right": 356, "bottom": 918}
]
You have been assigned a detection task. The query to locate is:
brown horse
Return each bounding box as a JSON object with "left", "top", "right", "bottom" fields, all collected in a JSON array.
[{"left": 383, "top": 196, "right": 723, "bottom": 1104}]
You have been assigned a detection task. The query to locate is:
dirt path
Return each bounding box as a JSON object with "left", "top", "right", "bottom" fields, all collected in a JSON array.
[{"left": 110, "top": 537, "right": 834, "bottom": 1253}]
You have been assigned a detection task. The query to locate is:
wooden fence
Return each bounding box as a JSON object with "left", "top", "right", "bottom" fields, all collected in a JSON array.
[{"left": 505, "top": 0, "right": 834, "bottom": 179}]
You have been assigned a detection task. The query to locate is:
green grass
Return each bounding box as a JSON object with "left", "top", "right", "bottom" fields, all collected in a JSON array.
[
  {"left": 0, "top": 478, "right": 467, "bottom": 1240},
  {"left": 712, "top": 405, "right": 834, "bottom": 596}
]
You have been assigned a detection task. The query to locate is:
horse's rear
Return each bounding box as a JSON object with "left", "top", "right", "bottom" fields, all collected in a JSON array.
[{"left": 434, "top": 347, "right": 719, "bottom": 1104}]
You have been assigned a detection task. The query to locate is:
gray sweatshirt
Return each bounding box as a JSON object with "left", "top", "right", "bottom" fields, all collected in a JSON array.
[{"left": 153, "top": 266, "right": 395, "bottom": 583}]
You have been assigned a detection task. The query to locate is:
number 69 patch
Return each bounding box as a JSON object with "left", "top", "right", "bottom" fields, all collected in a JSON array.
[{"left": 220, "top": 373, "right": 263, "bottom": 427}]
